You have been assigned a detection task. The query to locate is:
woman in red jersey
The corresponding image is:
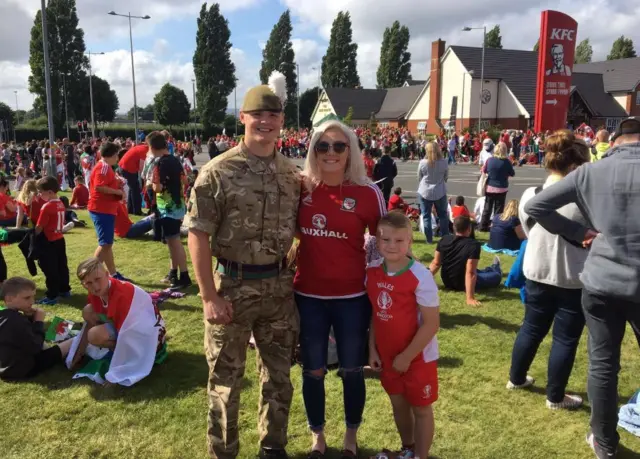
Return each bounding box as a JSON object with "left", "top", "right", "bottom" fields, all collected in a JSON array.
[{"left": 295, "top": 120, "right": 386, "bottom": 458}]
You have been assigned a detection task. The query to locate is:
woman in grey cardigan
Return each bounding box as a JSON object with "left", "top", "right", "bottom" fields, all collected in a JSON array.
[
  {"left": 508, "top": 130, "right": 590, "bottom": 410},
  {"left": 417, "top": 141, "right": 449, "bottom": 243}
]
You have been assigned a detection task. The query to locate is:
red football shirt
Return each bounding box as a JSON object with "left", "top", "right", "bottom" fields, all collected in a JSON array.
[
  {"left": 19, "top": 195, "right": 44, "bottom": 225},
  {"left": 88, "top": 161, "right": 121, "bottom": 215},
  {"left": 70, "top": 184, "right": 89, "bottom": 207},
  {"left": 451, "top": 205, "right": 470, "bottom": 219},
  {"left": 0, "top": 193, "right": 17, "bottom": 220},
  {"left": 294, "top": 182, "right": 386, "bottom": 298},
  {"left": 114, "top": 202, "right": 132, "bottom": 238},
  {"left": 366, "top": 258, "right": 439, "bottom": 362},
  {"left": 37, "top": 198, "right": 65, "bottom": 241},
  {"left": 118, "top": 144, "right": 149, "bottom": 174},
  {"left": 388, "top": 194, "right": 405, "bottom": 211},
  {"left": 362, "top": 155, "right": 375, "bottom": 179}
]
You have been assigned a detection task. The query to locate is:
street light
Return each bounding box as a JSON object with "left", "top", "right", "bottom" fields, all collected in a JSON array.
[
  {"left": 40, "top": 0, "right": 55, "bottom": 145},
  {"left": 463, "top": 25, "right": 487, "bottom": 132},
  {"left": 311, "top": 65, "right": 322, "bottom": 97},
  {"left": 87, "top": 51, "right": 105, "bottom": 140},
  {"left": 13, "top": 91, "right": 18, "bottom": 124},
  {"left": 279, "top": 62, "right": 300, "bottom": 131},
  {"left": 108, "top": 11, "right": 150, "bottom": 143},
  {"left": 61, "top": 74, "right": 71, "bottom": 139}
]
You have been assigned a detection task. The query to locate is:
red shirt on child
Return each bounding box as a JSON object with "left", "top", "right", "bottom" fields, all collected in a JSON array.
[
  {"left": 114, "top": 202, "right": 133, "bottom": 238},
  {"left": 37, "top": 199, "right": 65, "bottom": 241},
  {"left": 88, "top": 161, "right": 121, "bottom": 215},
  {"left": 70, "top": 184, "right": 89, "bottom": 207},
  {"left": 0, "top": 193, "right": 17, "bottom": 220},
  {"left": 388, "top": 194, "right": 405, "bottom": 211},
  {"left": 451, "top": 205, "right": 470, "bottom": 219}
]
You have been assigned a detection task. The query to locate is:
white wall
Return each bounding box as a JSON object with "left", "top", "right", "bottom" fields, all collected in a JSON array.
[
  {"left": 407, "top": 84, "right": 430, "bottom": 120},
  {"left": 611, "top": 91, "right": 629, "bottom": 112},
  {"left": 497, "top": 81, "right": 529, "bottom": 118},
  {"left": 311, "top": 92, "right": 336, "bottom": 125},
  {"left": 468, "top": 79, "right": 499, "bottom": 121},
  {"left": 439, "top": 53, "right": 468, "bottom": 119}
]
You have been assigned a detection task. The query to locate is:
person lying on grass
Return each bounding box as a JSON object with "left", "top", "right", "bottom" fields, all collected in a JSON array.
[
  {"left": 429, "top": 215, "right": 502, "bottom": 306},
  {"left": 70, "top": 257, "right": 167, "bottom": 386},
  {"left": 0, "top": 277, "right": 73, "bottom": 381}
]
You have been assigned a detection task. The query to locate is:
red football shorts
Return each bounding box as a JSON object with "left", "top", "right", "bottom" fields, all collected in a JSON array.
[{"left": 380, "top": 359, "right": 438, "bottom": 407}]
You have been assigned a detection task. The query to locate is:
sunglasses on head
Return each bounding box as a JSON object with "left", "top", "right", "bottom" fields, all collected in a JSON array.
[{"left": 315, "top": 141, "right": 349, "bottom": 154}]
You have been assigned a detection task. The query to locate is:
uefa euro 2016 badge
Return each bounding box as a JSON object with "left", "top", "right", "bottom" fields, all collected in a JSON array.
[{"left": 341, "top": 197, "right": 356, "bottom": 211}]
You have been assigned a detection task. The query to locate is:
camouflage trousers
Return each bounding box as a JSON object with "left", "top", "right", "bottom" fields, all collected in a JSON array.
[{"left": 204, "top": 270, "right": 299, "bottom": 459}]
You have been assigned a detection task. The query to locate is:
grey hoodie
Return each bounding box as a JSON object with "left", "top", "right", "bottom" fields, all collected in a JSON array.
[{"left": 524, "top": 141, "right": 640, "bottom": 300}]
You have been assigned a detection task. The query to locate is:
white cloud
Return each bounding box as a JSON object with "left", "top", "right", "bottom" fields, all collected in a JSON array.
[{"left": 283, "top": 0, "right": 640, "bottom": 89}]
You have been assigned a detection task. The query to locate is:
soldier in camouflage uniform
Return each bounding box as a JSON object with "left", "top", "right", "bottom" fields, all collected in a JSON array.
[{"left": 184, "top": 74, "right": 301, "bottom": 459}]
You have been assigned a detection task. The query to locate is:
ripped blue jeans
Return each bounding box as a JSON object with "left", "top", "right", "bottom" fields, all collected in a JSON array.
[{"left": 295, "top": 293, "right": 372, "bottom": 432}]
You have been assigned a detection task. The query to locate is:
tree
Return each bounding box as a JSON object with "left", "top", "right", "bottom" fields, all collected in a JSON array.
[
  {"left": 28, "top": 0, "right": 89, "bottom": 133},
  {"left": 343, "top": 106, "right": 354, "bottom": 125},
  {"left": 126, "top": 105, "right": 142, "bottom": 120},
  {"left": 299, "top": 87, "right": 319, "bottom": 129},
  {"left": 575, "top": 38, "right": 593, "bottom": 64},
  {"left": 533, "top": 40, "right": 539, "bottom": 52},
  {"left": 485, "top": 25, "right": 502, "bottom": 49},
  {"left": 153, "top": 83, "right": 191, "bottom": 129},
  {"left": 0, "top": 102, "right": 14, "bottom": 129},
  {"left": 260, "top": 10, "right": 297, "bottom": 127},
  {"left": 607, "top": 35, "right": 637, "bottom": 60},
  {"left": 376, "top": 21, "right": 412, "bottom": 89},
  {"left": 193, "top": 3, "right": 236, "bottom": 132},
  {"left": 87, "top": 76, "right": 119, "bottom": 123},
  {"left": 322, "top": 11, "right": 360, "bottom": 88}
]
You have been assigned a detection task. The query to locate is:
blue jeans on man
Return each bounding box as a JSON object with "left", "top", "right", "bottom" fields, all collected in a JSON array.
[
  {"left": 418, "top": 195, "right": 449, "bottom": 244},
  {"left": 448, "top": 149, "right": 456, "bottom": 164},
  {"left": 295, "top": 294, "right": 371, "bottom": 432},
  {"left": 122, "top": 170, "right": 142, "bottom": 215},
  {"left": 475, "top": 261, "right": 503, "bottom": 289}
]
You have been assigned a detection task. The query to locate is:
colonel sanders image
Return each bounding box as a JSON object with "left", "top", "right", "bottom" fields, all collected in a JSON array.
[{"left": 546, "top": 44, "right": 572, "bottom": 76}]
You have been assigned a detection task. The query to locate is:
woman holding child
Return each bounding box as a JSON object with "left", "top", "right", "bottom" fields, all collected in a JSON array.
[{"left": 294, "top": 119, "right": 386, "bottom": 458}]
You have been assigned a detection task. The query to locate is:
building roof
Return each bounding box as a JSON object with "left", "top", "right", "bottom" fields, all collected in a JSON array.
[
  {"left": 570, "top": 72, "right": 628, "bottom": 117},
  {"left": 574, "top": 57, "right": 640, "bottom": 92},
  {"left": 404, "top": 79, "right": 427, "bottom": 86},
  {"left": 376, "top": 85, "right": 425, "bottom": 120},
  {"left": 450, "top": 46, "right": 538, "bottom": 115},
  {"left": 324, "top": 88, "right": 387, "bottom": 120}
]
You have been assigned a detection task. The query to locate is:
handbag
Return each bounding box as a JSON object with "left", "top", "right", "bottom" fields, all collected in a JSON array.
[{"left": 476, "top": 171, "right": 488, "bottom": 197}]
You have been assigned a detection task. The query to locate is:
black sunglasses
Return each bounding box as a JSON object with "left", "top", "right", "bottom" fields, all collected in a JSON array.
[{"left": 315, "top": 141, "right": 349, "bottom": 154}]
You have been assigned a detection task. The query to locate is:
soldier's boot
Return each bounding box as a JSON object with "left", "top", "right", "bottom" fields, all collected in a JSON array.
[{"left": 258, "top": 448, "right": 289, "bottom": 459}]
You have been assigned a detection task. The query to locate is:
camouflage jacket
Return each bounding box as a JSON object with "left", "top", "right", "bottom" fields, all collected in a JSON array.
[{"left": 184, "top": 142, "right": 301, "bottom": 265}]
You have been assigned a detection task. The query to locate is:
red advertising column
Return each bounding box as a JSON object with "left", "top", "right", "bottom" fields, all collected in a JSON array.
[{"left": 534, "top": 11, "right": 578, "bottom": 133}]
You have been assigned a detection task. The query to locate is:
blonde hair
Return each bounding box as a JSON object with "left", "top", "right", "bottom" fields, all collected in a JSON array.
[
  {"left": 500, "top": 199, "right": 519, "bottom": 221},
  {"left": 425, "top": 141, "right": 443, "bottom": 167},
  {"left": 16, "top": 179, "right": 37, "bottom": 205},
  {"left": 77, "top": 257, "right": 106, "bottom": 281},
  {"left": 302, "top": 120, "right": 369, "bottom": 191},
  {"left": 378, "top": 211, "right": 412, "bottom": 233},
  {"left": 494, "top": 141, "right": 508, "bottom": 159}
]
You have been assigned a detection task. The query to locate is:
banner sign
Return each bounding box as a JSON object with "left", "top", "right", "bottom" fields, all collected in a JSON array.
[{"left": 534, "top": 11, "right": 578, "bottom": 133}]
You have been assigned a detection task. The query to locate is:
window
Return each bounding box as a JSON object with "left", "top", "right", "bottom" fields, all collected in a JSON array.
[
  {"left": 378, "top": 122, "right": 389, "bottom": 128},
  {"left": 636, "top": 91, "right": 640, "bottom": 106},
  {"left": 417, "top": 121, "right": 427, "bottom": 134},
  {"left": 606, "top": 118, "right": 622, "bottom": 132}
]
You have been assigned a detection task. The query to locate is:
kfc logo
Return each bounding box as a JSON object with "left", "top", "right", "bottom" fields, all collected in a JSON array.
[
  {"left": 312, "top": 214, "right": 327, "bottom": 230},
  {"left": 546, "top": 44, "right": 572, "bottom": 76},
  {"left": 550, "top": 28, "right": 575, "bottom": 41}
]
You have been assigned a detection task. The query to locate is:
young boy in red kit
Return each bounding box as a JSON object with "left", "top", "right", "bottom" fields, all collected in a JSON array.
[
  {"left": 366, "top": 212, "right": 440, "bottom": 459},
  {"left": 35, "top": 176, "right": 71, "bottom": 305},
  {"left": 70, "top": 175, "right": 89, "bottom": 208},
  {"left": 388, "top": 187, "right": 406, "bottom": 212}
]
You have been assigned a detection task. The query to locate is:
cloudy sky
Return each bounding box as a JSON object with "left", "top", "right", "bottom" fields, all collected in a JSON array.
[{"left": 1, "top": 0, "right": 637, "bottom": 114}]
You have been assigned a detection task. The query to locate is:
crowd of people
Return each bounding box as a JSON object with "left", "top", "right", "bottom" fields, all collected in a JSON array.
[{"left": 0, "top": 69, "right": 637, "bottom": 459}]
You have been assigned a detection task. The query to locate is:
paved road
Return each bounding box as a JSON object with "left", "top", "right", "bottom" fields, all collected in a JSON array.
[{"left": 194, "top": 149, "right": 547, "bottom": 207}]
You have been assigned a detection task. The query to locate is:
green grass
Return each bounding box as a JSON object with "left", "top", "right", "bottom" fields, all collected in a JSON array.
[{"left": 0, "top": 206, "right": 638, "bottom": 459}]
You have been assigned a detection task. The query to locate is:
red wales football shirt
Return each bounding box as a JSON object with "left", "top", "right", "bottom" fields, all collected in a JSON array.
[
  {"left": 88, "top": 160, "right": 120, "bottom": 215},
  {"left": 37, "top": 198, "right": 65, "bottom": 241},
  {"left": 294, "top": 182, "right": 386, "bottom": 298},
  {"left": 366, "top": 258, "right": 439, "bottom": 363}
]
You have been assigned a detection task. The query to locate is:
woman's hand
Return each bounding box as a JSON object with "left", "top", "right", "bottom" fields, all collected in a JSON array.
[
  {"left": 368, "top": 346, "right": 382, "bottom": 372},
  {"left": 583, "top": 229, "right": 599, "bottom": 248}
]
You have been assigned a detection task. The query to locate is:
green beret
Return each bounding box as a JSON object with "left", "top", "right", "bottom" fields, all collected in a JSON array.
[{"left": 241, "top": 85, "right": 283, "bottom": 112}]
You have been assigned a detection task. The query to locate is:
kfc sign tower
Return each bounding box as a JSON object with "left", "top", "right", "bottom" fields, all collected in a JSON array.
[{"left": 534, "top": 11, "right": 578, "bottom": 133}]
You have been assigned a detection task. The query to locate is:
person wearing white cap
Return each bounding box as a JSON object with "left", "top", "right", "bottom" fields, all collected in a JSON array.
[{"left": 478, "top": 138, "right": 494, "bottom": 168}]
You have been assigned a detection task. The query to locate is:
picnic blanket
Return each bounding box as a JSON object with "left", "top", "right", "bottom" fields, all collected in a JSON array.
[
  {"left": 482, "top": 243, "right": 519, "bottom": 257},
  {"left": 619, "top": 390, "right": 640, "bottom": 437}
]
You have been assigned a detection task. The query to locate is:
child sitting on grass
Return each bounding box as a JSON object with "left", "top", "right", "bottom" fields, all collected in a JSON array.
[
  {"left": 0, "top": 277, "right": 73, "bottom": 381},
  {"left": 70, "top": 175, "right": 89, "bottom": 208},
  {"left": 367, "top": 212, "right": 440, "bottom": 459},
  {"left": 59, "top": 196, "right": 86, "bottom": 232},
  {"left": 451, "top": 195, "right": 470, "bottom": 219},
  {"left": 388, "top": 186, "right": 406, "bottom": 211},
  {"left": 35, "top": 176, "right": 71, "bottom": 305}
]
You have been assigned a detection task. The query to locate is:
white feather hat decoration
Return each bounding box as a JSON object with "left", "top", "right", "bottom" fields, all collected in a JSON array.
[{"left": 268, "top": 70, "right": 288, "bottom": 105}]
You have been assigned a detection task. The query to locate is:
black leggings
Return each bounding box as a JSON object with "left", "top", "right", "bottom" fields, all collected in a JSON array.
[{"left": 480, "top": 192, "right": 507, "bottom": 230}]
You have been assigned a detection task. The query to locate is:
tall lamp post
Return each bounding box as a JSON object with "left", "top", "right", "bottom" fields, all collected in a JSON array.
[
  {"left": 311, "top": 65, "right": 321, "bottom": 97},
  {"left": 40, "top": 0, "right": 55, "bottom": 145},
  {"left": 87, "top": 51, "right": 105, "bottom": 140},
  {"left": 462, "top": 25, "right": 486, "bottom": 132},
  {"left": 191, "top": 78, "right": 197, "bottom": 139},
  {"left": 279, "top": 62, "right": 300, "bottom": 131},
  {"left": 61, "top": 74, "right": 70, "bottom": 139},
  {"left": 108, "top": 11, "right": 150, "bottom": 144}
]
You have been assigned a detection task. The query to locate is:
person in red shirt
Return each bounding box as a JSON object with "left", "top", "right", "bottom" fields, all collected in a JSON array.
[
  {"left": 451, "top": 195, "right": 471, "bottom": 219},
  {"left": 70, "top": 175, "right": 89, "bottom": 208},
  {"left": 34, "top": 176, "right": 70, "bottom": 305},
  {"left": 366, "top": 212, "right": 440, "bottom": 459},
  {"left": 114, "top": 201, "right": 156, "bottom": 239},
  {"left": 88, "top": 142, "right": 129, "bottom": 281},
  {"left": 388, "top": 187, "right": 406, "bottom": 211},
  {"left": 0, "top": 178, "right": 18, "bottom": 226},
  {"left": 295, "top": 119, "right": 386, "bottom": 458},
  {"left": 15, "top": 179, "right": 44, "bottom": 228},
  {"left": 362, "top": 149, "right": 375, "bottom": 179},
  {"left": 118, "top": 143, "right": 148, "bottom": 215}
]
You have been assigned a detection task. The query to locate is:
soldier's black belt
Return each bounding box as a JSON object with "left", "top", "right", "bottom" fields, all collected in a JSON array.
[{"left": 216, "top": 258, "right": 287, "bottom": 280}]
